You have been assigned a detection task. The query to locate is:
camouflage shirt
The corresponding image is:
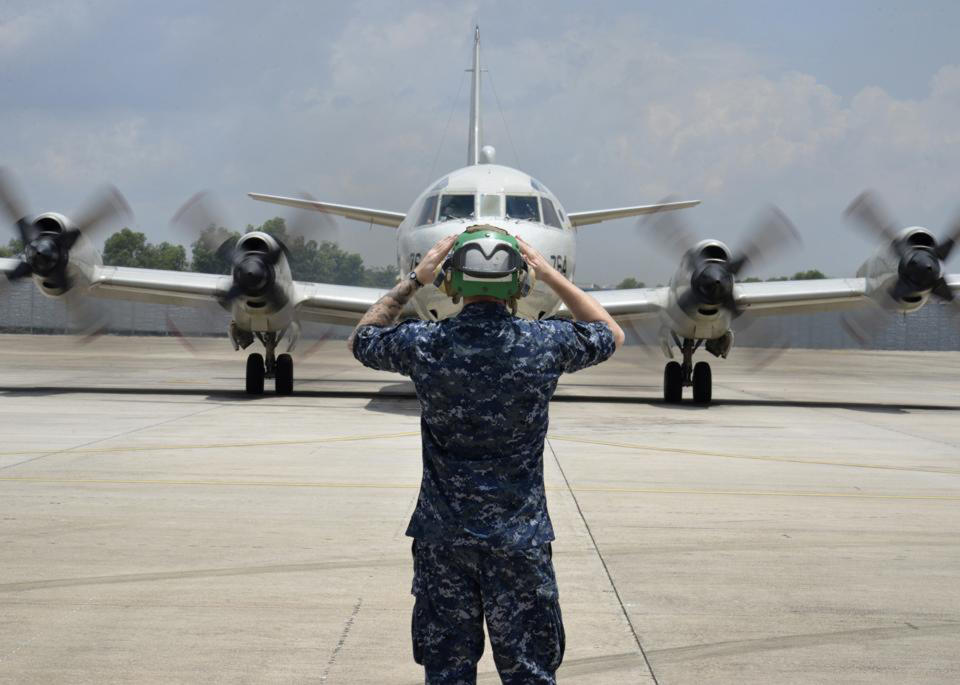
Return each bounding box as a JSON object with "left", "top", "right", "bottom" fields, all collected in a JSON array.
[{"left": 352, "top": 301, "right": 615, "bottom": 549}]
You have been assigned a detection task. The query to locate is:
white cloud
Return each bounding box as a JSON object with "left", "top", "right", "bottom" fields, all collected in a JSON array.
[{"left": 2, "top": 3, "right": 960, "bottom": 282}]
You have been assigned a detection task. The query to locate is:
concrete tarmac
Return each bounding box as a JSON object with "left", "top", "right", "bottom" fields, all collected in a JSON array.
[{"left": 0, "top": 334, "right": 958, "bottom": 684}]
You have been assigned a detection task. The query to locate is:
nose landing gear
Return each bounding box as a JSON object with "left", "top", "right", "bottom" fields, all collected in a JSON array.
[
  {"left": 241, "top": 330, "right": 295, "bottom": 396},
  {"left": 662, "top": 337, "right": 713, "bottom": 404}
]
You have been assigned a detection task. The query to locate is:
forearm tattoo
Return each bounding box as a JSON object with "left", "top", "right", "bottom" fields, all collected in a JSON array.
[{"left": 347, "top": 280, "right": 417, "bottom": 352}]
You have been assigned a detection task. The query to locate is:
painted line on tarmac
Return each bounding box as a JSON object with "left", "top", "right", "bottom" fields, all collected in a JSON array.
[
  {"left": 549, "top": 435, "right": 960, "bottom": 476},
  {"left": 0, "top": 431, "right": 421, "bottom": 458},
  {"left": 0, "top": 476, "right": 957, "bottom": 501}
]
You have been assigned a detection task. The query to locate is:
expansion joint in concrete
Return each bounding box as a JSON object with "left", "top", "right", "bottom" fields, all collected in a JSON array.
[{"left": 545, "top": 438, "right": 660, "bottom": 685}]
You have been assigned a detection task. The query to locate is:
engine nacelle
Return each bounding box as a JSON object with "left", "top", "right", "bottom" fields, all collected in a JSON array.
[
  {"left": 227, "top": 231, "right": 296, "bottom": 331},
  {"left": 856, "top": 226, "right": 936, "bottom": 312},
  {"left": 26, "top": 212, "right": 101, "bottom": 297},
  {"left": 664, "top": 239, "right": 735, "bottom": 340}
]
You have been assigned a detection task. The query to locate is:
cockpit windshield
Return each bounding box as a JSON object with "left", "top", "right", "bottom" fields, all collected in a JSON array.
[
  {"left": 505, "top": 195, "right": 540, "bottom": 222},
  {"left": 438, "top": 194, "right": 475, "bottom": 221}
]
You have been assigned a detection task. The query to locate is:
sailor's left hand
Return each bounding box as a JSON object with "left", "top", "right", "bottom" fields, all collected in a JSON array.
[{"left": 414, "top": 234, "right": 458, "bottom": 286}]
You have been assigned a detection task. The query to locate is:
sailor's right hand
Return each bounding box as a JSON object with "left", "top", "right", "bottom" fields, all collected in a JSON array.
[{"left": 414, "top": 234, "right": 458, "bottom": 286}]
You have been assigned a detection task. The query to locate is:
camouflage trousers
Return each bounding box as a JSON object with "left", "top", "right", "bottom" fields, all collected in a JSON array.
[{"left": 410, "top": 540, "right": 565, "bottom": 685}]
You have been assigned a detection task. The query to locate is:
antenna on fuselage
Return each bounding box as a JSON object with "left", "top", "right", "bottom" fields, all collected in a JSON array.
[{"left": 467, "top": 26, "right": 482, "bottom": 166}]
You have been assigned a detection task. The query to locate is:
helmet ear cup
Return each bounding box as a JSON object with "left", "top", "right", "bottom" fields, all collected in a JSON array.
[{"left": 517, "top": 265, "right": 535, "bottom": 298}]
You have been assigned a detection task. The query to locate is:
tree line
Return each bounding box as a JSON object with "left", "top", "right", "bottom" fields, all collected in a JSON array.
[{"left": 0, "top": 217, "right": 400, "bottom": 288}]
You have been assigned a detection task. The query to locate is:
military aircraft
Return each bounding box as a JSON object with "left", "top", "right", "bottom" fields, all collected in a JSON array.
[{"left": 2, "top": 28, "right": 958, "bottom": 402}]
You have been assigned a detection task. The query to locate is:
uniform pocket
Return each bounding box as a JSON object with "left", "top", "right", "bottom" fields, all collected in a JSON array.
[
  {"left": 411, "top": 594, "right": 426, "bottom": 665},
  {"left": 535, "top": 583, "right": 565, "bottom": 672}
]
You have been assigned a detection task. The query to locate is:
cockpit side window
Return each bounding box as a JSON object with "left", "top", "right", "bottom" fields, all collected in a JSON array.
[
  {"left": 541, "top": 197, "right": 562, "bottom": 229},
  {"left": 438, "top": 194, "right": 475, "bottom": 221},
  {"left": 505, "top": 195, "right": 540, "bottom": 222},
  {"left": 417, "top": 195, "right": 438, "bottom": 226}
]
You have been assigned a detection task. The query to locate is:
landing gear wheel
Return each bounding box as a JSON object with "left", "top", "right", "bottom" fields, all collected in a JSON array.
[
  {"left": 693, "top": 361, "right": 712, "bottom": 404},
  {"left": 663, "top": 361, "right": 683, "bottom": 403},
  {"left": 275, "top": 353, "right": 293, "bottom": 395},
  {"left": 245, "top": 353, "right": 265, "bottom": 395}
]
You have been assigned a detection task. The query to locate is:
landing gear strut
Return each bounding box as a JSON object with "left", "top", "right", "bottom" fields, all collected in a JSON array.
[
  {"left": 243, "top": 330, "right": 294, "bottom": 395},
  {"left": 662, "top": 337, "right": 712, "bottom": 404}
]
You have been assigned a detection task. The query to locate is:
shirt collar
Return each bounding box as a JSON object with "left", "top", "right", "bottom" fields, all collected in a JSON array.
[{"left": 457, "top": 301, "right": 511, "bottom": 319}]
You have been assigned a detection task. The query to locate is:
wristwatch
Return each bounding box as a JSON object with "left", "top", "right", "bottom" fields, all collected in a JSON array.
[{"left": 407, "top": 270, "right": 424, "bottom": 288}]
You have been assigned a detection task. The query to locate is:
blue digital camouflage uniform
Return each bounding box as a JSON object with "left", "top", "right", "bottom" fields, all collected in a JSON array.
[{"left": 352, "top": 301, "right": 615, "bottom": 684}]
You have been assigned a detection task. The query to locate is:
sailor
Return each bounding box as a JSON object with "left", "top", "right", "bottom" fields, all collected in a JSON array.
[{"left": 349, "top": 226, "right": 624, "bottom": 684}]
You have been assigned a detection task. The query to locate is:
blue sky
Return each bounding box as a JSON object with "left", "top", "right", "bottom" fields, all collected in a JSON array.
[{"left": 2, "top": 1, "right": 959, "bottom": 283}]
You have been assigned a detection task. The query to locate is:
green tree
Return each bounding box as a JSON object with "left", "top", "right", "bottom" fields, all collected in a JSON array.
[
  {"left": 102, "top": 228, "right": 187, "bottom": 270},
  {"left": 740, "top": 276, "right": 763, "bottom": 283},
  {"left": 792, "top": 269, "right": 827, "bottom": 280},
  {"left": 362, "top": 264, "right": 400, "bottom": 287},
  {"left": 0, "top": 238, "right": 24, "bottom": 258},
  {"left": 615, "top": 277, "right": 645, "bottom": 289},
  {"left": 190, "top": 225, "right": 238, "bottom": 274}
]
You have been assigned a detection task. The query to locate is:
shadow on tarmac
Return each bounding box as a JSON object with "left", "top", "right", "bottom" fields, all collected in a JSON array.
[{"left": 0, "top": 385, "right": 956, "bottom": 414}]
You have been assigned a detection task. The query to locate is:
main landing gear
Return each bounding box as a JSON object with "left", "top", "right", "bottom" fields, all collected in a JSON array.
[
  {"left": 662, "top": 337, "right": 713, "bottom": 404},
  {"left": 244, "top": 331, "right": 294, "bottom": 396}
]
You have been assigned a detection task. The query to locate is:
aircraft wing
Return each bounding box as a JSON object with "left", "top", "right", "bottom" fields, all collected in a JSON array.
[
  {"left": 85, "top": 265, "right": 390, "bottom": 326},
  {"left": 567, "top": 200, "right": 700, "bottom": 228},
  {"left": 1, "top": 257, "right": 21, "bottom": 279},
  {"left": 293, "top": 282, "right": 391, "bottom": 326},
  {"left": 562, "top": 287, "right": 668, "bottom": 321},
  {"left": 580, "top": 276, "right": 960, "bottom": 321},
  {"left": 87, "top": 265, "right": 233, "bottom": 306},
  {"left": 733, "top": 278, "right": 872, "bottom": 315},
  {"left": 249, "top": 193, "right": 406, "bottom": 228}
]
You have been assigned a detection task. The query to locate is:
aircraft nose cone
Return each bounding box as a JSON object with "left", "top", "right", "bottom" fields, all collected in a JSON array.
[
  {"left": 694, "top": 263, "right": 733, "bottom": 304},
  {"left": 235, "top": 256, "right": 269, "bottom": 294},
  {"left": 901, "top": 249, "right": 940, "bottom": 290},
  {"left": 29, "top": 237, "right": 59, "bottom": 274}
]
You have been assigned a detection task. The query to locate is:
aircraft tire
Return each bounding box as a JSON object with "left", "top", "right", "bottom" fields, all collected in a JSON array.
[
  {"left": 276, "top": 353, "right": 294, "bottom": 395},
  {"left": 693, "top": 361, "right": 712, "bottom": 404},
  {"left": 663, "top": 361, "right": 683, "bottom": 403},
  {"left": 246, "top": 353, "right": 265, "bottom": 395}
]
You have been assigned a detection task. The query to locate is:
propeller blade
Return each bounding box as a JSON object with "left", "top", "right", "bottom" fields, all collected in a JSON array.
[
  {"left": 675, "top": 287, "right": 700, "bottom": 313},
  {"left": 844, "top": 191, "right": 905, "bottom": 256},
  {"left": 0, "top": 167, "right": 33, "bottom": 244},
  {"left": 8, "top": 260, "right": 33, "bottom": 280},
  {"left": 63, "top": 289, "right": 110, "bottom": 343},
  {"left": 728, "top": 205, "right": 800, "bottom": 277},
  {"left": 72, "top": 185, "right": 131, "bottom": 242},
  {"left": 840, "top": 301, "right": 889, "bottom": 347},
  {"left": 223, "top": 282, "right": 244, "bottom": 301},
  {"left": 287, "top": 191, "right": 340, "bottom": 246},
  {"left": 214, "top": 234, "right": 240, "bottom": 264},
  {"left": 731, "top": 314, "right": 791, "bottom": 370},
  {"left": 930, "top": 277, "right": 955, "bottom": 302},
  {"left": 639, "top": 196, "right": 700, "bottom": 260},
  {"left": 935, "top": 212, "right": 960, "bottom": 261},
  {"left": 620, "top": 318, "right": 661, "bottom": 358}
]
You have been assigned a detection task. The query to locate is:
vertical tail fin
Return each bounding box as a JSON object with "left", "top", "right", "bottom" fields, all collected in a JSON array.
[{"left": 467, "top": 26, "right": 482, "bottom": 166}]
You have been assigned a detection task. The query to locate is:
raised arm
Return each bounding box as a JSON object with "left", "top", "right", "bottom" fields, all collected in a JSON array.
[
  {"left": 516, "top": 237, "right": 626, "bottom": 348},
  {"left": 347, "top": 234, "right": 457, "bottom": 353}
]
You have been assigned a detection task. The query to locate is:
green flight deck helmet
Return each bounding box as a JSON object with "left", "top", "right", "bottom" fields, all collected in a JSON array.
[{"left": 434, "top": 225, "right": 533, "bottom": 312}]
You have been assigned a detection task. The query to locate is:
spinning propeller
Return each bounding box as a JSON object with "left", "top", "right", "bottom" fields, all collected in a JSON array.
[
  {"left": 642, "top": 200, "right": 801, "bottom": 317},
  {"left": 634, "top": 201, "right": 802, "bottom": 365},
  {"left": 0, "top": 167, "right": 130, "bottom": 288},
  {"left": 0, "top": 167, "right": 130, "bottom": 337},
  {"left": 171, "top": 190, "right": 339, "bottom": 303},
  {"left": 842, "top": 191, "right": 960, "bottom": 344}
]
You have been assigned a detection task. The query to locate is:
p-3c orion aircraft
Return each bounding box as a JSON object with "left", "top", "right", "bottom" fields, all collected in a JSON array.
[{"left": 2, "top": 28, "right": 959, "bottom": 402}]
